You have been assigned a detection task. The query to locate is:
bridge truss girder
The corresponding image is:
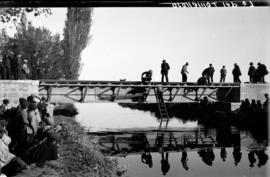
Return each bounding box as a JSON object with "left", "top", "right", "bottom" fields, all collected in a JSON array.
[{"left": 38, "top": 81, "right": 240, "bottom": 103}]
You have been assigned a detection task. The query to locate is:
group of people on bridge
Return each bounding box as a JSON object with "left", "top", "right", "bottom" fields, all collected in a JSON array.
[
  {"left": 141, "top": 60, "right": 268, "bottom": 85},
  {"left": 0, "top": 95, "right": 61, "bottom": 176}
]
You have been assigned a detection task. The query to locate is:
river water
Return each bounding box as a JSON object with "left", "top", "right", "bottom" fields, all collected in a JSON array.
[{"left": 75, "top": 103, "right": 269, "bottom": 177}]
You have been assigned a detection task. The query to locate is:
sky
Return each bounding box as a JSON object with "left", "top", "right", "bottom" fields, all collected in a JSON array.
[{"left": 4, "top": 7, "right": 270, "bottom": 83}]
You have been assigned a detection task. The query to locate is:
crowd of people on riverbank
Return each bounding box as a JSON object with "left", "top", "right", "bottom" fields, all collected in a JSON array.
[
  {"left": 0, "top": 95, "right": 61, "bottom": 176},
  {"left": 141, "top": 60, "right": 268, "bottom": 84}
]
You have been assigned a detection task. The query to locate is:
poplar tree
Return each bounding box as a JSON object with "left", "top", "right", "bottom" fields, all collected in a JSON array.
[{"left": 62, "top": 7, "right": 93, "bottom": 79}]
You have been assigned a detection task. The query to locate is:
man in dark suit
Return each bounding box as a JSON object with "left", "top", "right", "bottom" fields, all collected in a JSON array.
[{"left": 161, "top": 59, "right": 170, "bottom": 83}]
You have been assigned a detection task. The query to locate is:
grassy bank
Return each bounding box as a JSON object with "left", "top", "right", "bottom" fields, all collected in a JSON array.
[{"left": 15, "top": 105, "right": 124, "bottom": 177}]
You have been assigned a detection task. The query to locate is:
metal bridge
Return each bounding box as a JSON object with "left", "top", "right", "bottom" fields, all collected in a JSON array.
[{"left": 38, "top": 80, "right": 240, "bottom": 103}]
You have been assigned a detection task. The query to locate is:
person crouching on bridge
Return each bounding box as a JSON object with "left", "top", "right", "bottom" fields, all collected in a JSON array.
[
  {"left": 197, "top": 74, "right": 209, "bottom": 86},
  {"left": 141, "top": 70, "right": 153, "bottom": 84},
  {"left": 202, "top": 67, "right": 211, "bottom": 84}
]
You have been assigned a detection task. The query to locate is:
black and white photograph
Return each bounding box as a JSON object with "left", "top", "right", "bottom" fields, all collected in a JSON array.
[{"left": 0, "top": 0, "right": 269, "bottom": 177}]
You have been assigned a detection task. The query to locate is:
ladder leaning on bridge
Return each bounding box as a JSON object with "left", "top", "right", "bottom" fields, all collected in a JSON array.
[
  {"left": 154, "top": 88, "right": 170, "bottom": 130},
  {"left": 154, "top": 87, "right": 171, "bottom": 147}
]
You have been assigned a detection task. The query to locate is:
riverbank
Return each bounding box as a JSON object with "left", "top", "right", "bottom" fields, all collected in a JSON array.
[{"left": 15, "top": 104, "right": 124, "bottom": 177}]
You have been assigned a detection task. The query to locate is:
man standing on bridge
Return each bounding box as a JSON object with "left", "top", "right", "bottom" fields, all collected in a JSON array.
[
  {"left": 161, "top": 59, "right": 170, "bottom": 83},
  {"left": 232, "top": 63, "right": 241, "bottom": 83},
  {"left": 248, "top": 62, "right": 256, "bottom": 83},
  {"left": 181, "top": 62, "right": 189, "bottom": 82},
  {"left": 209, "top": 64, "right": 215, "bottom": 83},
  {"left": 220, "top": 65, "right": 227, "bottom": 83}
]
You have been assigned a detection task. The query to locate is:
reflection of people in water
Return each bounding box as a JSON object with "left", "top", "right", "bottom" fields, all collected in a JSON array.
[
  {"left": 220, "top": 148, "right": 227, "bottom": 162},
  {"left": 181, "top": 150, "right": 189, "bottom": 170},
  {"left": 161, "top": 152, "right": 170, "bottom": 175},
  {"left": 233, "top": 146, "right": 242, "bottom": 166},
  {"left": 156, "top": 134, "right": 164, "bottom": 152},
  {"left": 256, "top": 150, "right": 269, "bottom": 167},
  {"left": 131, "top": 133, "right": 149, "bottom": 152},
  {"left": 141, "top": 152, "right": 153, "bottom": 168},
  {"left": 198, "top": 148, "right": 215, "bottom": 166},
  {"left": 248, "top": 151, "right": 256, "bottom": 167}
]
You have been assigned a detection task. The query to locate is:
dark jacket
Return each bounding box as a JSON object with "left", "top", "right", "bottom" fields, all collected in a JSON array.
[
  {"left": 0, "top": 104, "right": 7, "bottom": 117},
  {"left": 258, "top": 64, "right": 268, "bottom": 76},
  {"left": 248, "top": 66, "right": 256, "bottom": 76},
  {"left": 202, "top": 68, "right": 211, "bottom": 76},
  {"left": 141, "top": 71, "right": 152, "bottom": 80},
  {"left": 209, "top": 66, "right": 215, "bottom": 76},
  {"left": 161, "top": 62, "right": 170, "bottom": 74},
  {"left": 232, "top": 66, "right": 241, "bottom": 76}
]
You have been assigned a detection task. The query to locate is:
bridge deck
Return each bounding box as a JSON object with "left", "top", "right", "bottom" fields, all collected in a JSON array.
[{"left": 40, "top": 80, "right": 240, "bottom": 87}]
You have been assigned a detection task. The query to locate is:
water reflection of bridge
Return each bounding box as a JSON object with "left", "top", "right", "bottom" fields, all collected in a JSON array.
[
  {"left": 95, "top": 129, "right": 217, "bottom": 155},
  {"left": 92, "top": 126, "right": 256, "bottom": 156},
  {"left": 92, "top": 127, "right": 269, "bottom": 170},
  {"left": 39, "top": 80, "right": 240, "bottom": 103}
]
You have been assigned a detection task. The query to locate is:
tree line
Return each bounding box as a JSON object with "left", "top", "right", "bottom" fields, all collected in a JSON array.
[{"left": 0, "top": 8, "right": 92, "bottom": 80}]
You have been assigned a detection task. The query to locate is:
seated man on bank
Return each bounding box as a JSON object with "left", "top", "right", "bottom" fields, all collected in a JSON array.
[
  {"left": 0, "top": 120, "right": 29, "bottom": 176},
  {"left": 141, "top": 70, "right": 153, "bottom": 84}
]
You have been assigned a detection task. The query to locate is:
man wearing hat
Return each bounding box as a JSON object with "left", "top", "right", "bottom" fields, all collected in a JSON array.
[
  {"left": 0, "top": 99, "right": 9, "bottom": 120},
  {"left": 248, "top": 62, "right": 256, "bottom": 83}
]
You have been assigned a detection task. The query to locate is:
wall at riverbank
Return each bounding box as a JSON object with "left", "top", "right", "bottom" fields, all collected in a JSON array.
[
  {"left": 0, "top": 80, "right": 39, "bottom": 106},
  {"left": 231, "top": 83, "right": 269, "bottom": 111},
  {"left": 241, "top": 83, "right": 269, "bottom": 102}
]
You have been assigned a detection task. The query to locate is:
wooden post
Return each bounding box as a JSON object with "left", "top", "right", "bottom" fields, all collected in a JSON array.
[
  {"left": 46, "top": 86, "right": 52, "bottom": 102},
  {"left": 80, "top": 87, "right": 88, "bottom": 103}
]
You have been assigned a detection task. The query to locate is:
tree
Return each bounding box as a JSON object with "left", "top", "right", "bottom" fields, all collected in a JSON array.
[
  {"left": 1, "top": 8, "right": 93, "bottom": 80},
  {"left": 62, "top": 8, "right": 93, "bottom": 79},
  {"left": 0, "top": 8, "right": 51, "bottom": 24},
  {"left": 11, "top": 19, "right": 65, "bottom": 79}
]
